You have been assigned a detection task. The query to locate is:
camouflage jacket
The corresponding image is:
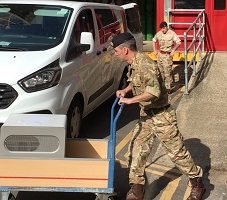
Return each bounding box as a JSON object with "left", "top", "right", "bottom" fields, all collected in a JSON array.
[
  {"left": 152, "top": 29, "right": 181, "bottom": 52},
  {"left": 127, "top": 52, "right": 169, "bottom": 110}
]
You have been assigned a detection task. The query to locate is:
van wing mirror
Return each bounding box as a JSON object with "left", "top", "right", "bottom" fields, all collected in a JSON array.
[
  {"left": 80, "top": 32, "right": 94, "bottom": 54},
  {"left": 76, "top": 44, "right": 90, "bottom": 52}
]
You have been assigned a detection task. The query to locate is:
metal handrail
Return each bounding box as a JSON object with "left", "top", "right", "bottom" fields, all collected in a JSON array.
[{"left": 167, "top": 9, "right": 205, "bottom": 94}]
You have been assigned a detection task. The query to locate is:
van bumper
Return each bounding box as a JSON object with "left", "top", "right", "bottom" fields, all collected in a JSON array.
[{"left": 0, "top": 83, "right": 69, "bottom": 124}]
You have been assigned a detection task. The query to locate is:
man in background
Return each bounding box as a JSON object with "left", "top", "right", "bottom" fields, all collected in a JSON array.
[{"left": 152, "top": 21, "right": 181, "bottom": 94}]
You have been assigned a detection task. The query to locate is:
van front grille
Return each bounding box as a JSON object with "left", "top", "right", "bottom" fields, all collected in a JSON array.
[{"left": 0, "top": 84, "right": 18, "bottom": 109}]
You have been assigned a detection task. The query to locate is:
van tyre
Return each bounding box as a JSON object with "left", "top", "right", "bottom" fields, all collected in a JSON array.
[{"left": 67, "top": 99, "right": 82, "bottom": 138}]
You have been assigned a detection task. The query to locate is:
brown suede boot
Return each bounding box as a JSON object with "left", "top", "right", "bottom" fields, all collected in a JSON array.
[
  {"left": 187, "top": 177, "right": 206, "bottom": 200},
  {"left": 126, "top": 184, "right": 144, "bottom": 200}
]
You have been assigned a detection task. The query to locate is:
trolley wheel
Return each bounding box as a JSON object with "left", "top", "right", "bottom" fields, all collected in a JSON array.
[{"left": 8, "top": 193, "right": 16, "bottom": 200}]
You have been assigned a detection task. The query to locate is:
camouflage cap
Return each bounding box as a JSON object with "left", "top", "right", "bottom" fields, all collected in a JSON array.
[{"left": 111, "top": 32, "right": 134, "bottom": 48}]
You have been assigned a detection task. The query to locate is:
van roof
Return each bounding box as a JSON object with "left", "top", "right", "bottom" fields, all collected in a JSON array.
[{"left": 0, "top": 0, "right": 124, "bottom": 10}]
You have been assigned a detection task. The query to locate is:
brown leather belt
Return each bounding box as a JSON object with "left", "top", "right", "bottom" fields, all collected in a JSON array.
[{"left": 160, "top": 50, "right": 171, "bottom": 54}]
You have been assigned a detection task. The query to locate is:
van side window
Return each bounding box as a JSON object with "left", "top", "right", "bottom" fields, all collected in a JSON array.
[
  {"left": 115, "top": 10, "right": 127, "bottom": 33},
  {"left": 73, "top": 9, "right": 95, "bottom": 43},
  {"left": 124, "top": 5, "right": 142, "bottom": 34},
  {"left": 66, "top": 9, "right": 94, "bottom": 62},
  {"left": 95, "top": 9, "right": 119, "bottom": 44}
]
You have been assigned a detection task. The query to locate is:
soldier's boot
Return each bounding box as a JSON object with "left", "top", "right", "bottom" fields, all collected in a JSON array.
[
  {"left": 187, "top": 177, "right": 206, "bottom": 200},
  {"left": 126, "top": 184, "right": 144, "bottom": 200}
]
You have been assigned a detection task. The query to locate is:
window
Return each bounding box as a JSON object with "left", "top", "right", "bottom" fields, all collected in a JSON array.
[
  {"left": 95, "top": 8, "right": 118, "bottom": 44},
  {"left": 174, "top": 0, "right": 205, "bottom": 9},
  {"left": 95, "top": 9, "right": 115, "bottom": 27},
  {"left": 73, "top": 9, "right": 95, "bottom": 42},
  {"left": 66, "top": 9, "right": 94, "bottom": 61},
  {"left": 214, "top": 0, "right": 226, "bottom": 10},
  {"left": 0, "top": 4, "right": 72, "bottom": 51},
  {"left": 124, "top": 5, "right": 142, "bottom": 34},
  {"left": 115, "top": 9, "right": 127, "bottom": 32}
]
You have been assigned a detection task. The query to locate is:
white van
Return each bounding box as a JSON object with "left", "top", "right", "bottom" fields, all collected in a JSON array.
[
  {"left": 0, "top": 0, "right": 143, "bottom": 138},
  {"left": 122, "top": 3, "right": 143, "bottom": 51}
]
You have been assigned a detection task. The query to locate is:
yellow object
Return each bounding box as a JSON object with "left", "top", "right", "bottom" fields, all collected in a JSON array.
[{"left": 144, "top": 51, "right": 200, "bottom": 62}]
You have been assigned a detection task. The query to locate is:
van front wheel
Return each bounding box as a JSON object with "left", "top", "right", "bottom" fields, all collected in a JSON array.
[{"left": 67, "top": 99, "right": 82, "bottom": 138}]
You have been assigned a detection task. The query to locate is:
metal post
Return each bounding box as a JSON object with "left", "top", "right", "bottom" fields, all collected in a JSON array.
[
  {"left": 202, "top": 11, "right": 205, "bottom": 51},
  {"left": 192, "top": 24, "right": 196, "bottom": 76},
  {"left": 184, "top": 32, "right": 189, "bottom": 95},
  {"left": 198, "top": 18, "right": 202, "bottom": 62}
]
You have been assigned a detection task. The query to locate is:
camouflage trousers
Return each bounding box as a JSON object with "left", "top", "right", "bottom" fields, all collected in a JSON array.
[
  {"left": 127, "top": 106, "right": 203, "bottom": 185},
  {"left": 157, "top": 53, "right": 173, "bottom": 90}
]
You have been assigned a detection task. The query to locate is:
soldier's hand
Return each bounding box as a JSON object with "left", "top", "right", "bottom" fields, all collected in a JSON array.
[
  {"left": 153, "top": 50, "right": 158, "bottom": 57},
  {"left": 170, "top": 49, "right": 175, "bottom": 57},
  {"left": 116, "top": 89, "right": 126, "bottom": 98},
  {"left": 118, "top": 97, "right": 132, "bottom": 105}
]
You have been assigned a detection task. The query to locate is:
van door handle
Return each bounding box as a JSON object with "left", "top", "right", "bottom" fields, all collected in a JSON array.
[
  {"left": 103, "top": 47, "right": 107, "bottom": 52},
  {"left": 96, "top": 50, "right": 101, "bottom": 55}
]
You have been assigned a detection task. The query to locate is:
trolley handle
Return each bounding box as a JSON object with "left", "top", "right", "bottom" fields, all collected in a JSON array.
[
  {"left": 110, "top": 97, "right": 124, "bottom": 142},
  {"left": 107, "top": 97, "right": 124, "bottom": 189},
  {"left": 108, "top": 97, "right": 124, "bottom": 159}
]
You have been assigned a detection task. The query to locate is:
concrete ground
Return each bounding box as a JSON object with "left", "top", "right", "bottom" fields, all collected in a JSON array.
[{"left": 176, "top": 52, "right": 227, "bottom": 199}]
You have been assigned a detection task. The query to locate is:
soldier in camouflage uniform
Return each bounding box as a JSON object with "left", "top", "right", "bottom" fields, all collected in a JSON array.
[
  {"left": 152, "top": 21, "right": 181, "bottom": 94},
  {"left": 111, "top": 32, "right": 205, "bottom": 200}
]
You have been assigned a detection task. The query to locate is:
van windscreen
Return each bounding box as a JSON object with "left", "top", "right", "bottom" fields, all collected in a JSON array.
[{"left": 0, "top": 4, "right": 72, "bottom": 51}]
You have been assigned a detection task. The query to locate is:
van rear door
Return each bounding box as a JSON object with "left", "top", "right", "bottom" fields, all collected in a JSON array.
[{"left": 121, "top": 3, "right": 143, "bottom": 51}]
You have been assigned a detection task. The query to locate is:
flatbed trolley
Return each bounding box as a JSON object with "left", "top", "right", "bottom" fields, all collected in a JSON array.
[{"left": 0, "top": 97, "right": 124, "bottom": 200}]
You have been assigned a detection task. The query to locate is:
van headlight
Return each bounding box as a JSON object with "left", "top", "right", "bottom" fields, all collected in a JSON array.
[{"left": 18, "top": 59, "right": 62, "bottom": 93}]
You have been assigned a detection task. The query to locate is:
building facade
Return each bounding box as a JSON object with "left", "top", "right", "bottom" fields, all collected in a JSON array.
[{"left": 76, "top": 0, "right": 227, "bottom": 51}]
